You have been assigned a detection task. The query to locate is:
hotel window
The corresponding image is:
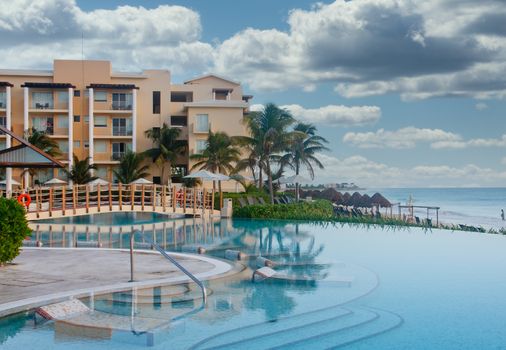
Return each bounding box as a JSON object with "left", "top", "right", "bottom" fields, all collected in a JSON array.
[
  {"left": 32, "top": 117, "right": 54, "bottom": 135},
  {"left": 112, "top": 118, "right": 132, "bottom": 136},
  {"left": 58, "top": 168, "right": 67, "bottom": 179},
  {"left": 153, "top": 91, "right": 161, "bottom": 114},
  {"left": 32, "top": 92, "right": 53, "bottom": 109},
  {"left": 96, "top": 167, "right": 108, "bottom": 179},
  {"left": 94, "top": 91, "right": 107, "bottom": 102},
  {"left": 84, "top": 116, "right": 89, "bottom": 123},
  {"left": 74, "top": 141, "right": 80, "bottom": 148},
  {"left": 171, "top": 116, "right": 187, "bottom": 127},
  {"left": 57, "top": 115, "right": 69, "bottom": 129},
  {"left": 94, "top": 116, "right": 107, "bottom": 127},
  {"left": 195, "top": 114, "right": 209, "bottom": 132},
  {"left": 95, "top": 140, "right": 107, "bottom": 153},
  {"left": 0, "top": 141, "right": 5, "bottom": 150},
  {"left": 57, "top": 91, "right": 68, "bottom": 106},
  {"left": 84, "top": 141, "right": 89, "bottom": 148},
  {"left": 196, "top": 140, "right": 207, "bottom": 153},
  {"left": 36, "top": 169, "right": 52, "bottom": 184},
  {"left": 0, "top": 117, "right": 5, "bottom": 127},
  {"left": 74, "top": 115, "right": 80, "bottom": 123},
  {"left": 171, "top": 91, "right": 192, "bottom": 102},
  {"left": 57, "top": 140, "right": 69, "bottom": 153},
  {"left": 112, "top": 142, "right": 130, "bottom": 160},
  {"left": 0, "top": 92, "right": 5, "bottom": 108},
  {"left": 74, "top": 90, "right": 80, "bottom": 97},
  {"left": 112, "top": 93, "right": 132, "bottom": 110}
]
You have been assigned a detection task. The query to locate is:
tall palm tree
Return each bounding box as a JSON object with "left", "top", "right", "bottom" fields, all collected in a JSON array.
[
  {"left": 66, "top": 156, "right": 97, "bottom": 184},
  {"left": 190, "top": 131, "right": 241, "bottom": 196},
  {"left": 280, "top": 123, "right": 329, "bottom": 201},
  {"left": 24, "top": 128, "right": 62, "bottom": 186},
  {"left": 113, "top": 150, "right": 149, "bottom": 184},
  {"left": 243, "top": 103, "right": 296, "bottom": 203},
  {"left": 144, "top": 123, "right": 187, "bottom": 184}
]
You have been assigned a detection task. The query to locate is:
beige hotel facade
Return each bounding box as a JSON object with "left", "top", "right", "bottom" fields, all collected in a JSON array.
[{"left": 0, "top": 60, "right": 252, "bottom": 190}]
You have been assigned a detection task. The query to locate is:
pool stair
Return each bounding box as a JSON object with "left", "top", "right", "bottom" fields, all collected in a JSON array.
[
  {"left": 53, "top": 284, "right": 213, "bottom": 346},
  {"left": 189, "top": 306, "right": 403, "bottom": 350}
]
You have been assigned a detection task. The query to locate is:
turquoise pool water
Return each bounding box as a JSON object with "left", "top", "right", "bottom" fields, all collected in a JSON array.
[
  {"left": 3, "top": 218, "right": 506, "bottom": 349},
  {"left": 33, "top": 211, "right": 184, "bottom": 226}
]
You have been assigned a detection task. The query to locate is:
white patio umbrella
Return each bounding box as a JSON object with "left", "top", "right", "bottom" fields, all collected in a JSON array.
[
  {"left": 88, "top": 178, "right": 109, "bottom": 186},
  {"left": 129, "top": 178, "right": 153, "bottom": 185},
  {"left": 0, "top": 179, "right": 21, "bottom": 186},
  {"left": 44, "top": 178, "right": 67, "bottom": 186},
  {"left": 184, "top": 170, "right": 230, "bottom": 209},
  {"left": 278, "top": 174, "right": 310, "bottom": 202}
]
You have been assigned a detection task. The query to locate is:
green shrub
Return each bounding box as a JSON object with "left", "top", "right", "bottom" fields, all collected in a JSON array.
[
  {"left": 215, "top": 191, "right": 270, "bottom": 210},
  {"left": 233, "top": 200, "right": 334, "bottom": 220},
  {"left": 0, "top": 197, "right": 31, "bottom": 265}
]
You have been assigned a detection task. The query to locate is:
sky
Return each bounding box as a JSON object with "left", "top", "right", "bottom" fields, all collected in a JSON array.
[{"left": 1, "top": 0, "right": 505, "bottom": 187}]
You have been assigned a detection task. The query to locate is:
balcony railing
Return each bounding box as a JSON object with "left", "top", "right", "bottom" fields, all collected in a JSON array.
[
  {"left": 33, "top": 102, "right": 54, "bottom": 109},
  {"left": 0, "top": 101, "right": 5, "bottom": 109},
  {"left": 112, "top": 127, "right": 133, "bottom": 136},
  {"left": 112, "top": 152, "right": 125, "bottom": 161},
  {"left": 112, "top": 103, "right": 132, "bottom": 111},
  {"left": 192, "top": 122, "right": 211, "bottom": 134}
]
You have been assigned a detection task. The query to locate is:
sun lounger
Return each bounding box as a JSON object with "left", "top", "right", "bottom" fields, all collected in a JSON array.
[
  {"left": 415, "top": 216, "right": 421, "bottom": 225},
  {"left": 246, "top": 196, "right": 258, "bottom": 205},
  {"left": 274, "top": 197, "right": 282, "bottom": 204},
  {"left": 258, "top": 197, "right": 266, "bottom": 205}
]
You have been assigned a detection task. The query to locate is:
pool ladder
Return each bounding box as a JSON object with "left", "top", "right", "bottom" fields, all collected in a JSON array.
[{"left": 131, "top": 230, "right": 208, "bottom": 305}]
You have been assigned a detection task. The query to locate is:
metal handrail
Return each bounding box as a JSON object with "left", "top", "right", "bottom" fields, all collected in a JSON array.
[{"left": 132, "top": 230, "right": 208, "bottom": 304}]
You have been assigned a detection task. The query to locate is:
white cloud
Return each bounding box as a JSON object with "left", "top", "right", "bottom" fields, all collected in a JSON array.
[
  {"left": 502, "top": 157, "right": 506, "bottom": 165},
  {"left": 0, "top": 1, "right": 213, "bottom": 74},
  {"left": 249, "top": 104, "right": 381, "bottom": 127},
  {"left": 312, "top": 153, "right": 506, "bottom": 187},
  {"left": 475, "top": 102, "right": 488, "bottom": 110},
  {"left": 344, "top": 127, "right": 506, "bottom": 149},
  {"left": 343, "top": 127, "right": 461, "bottom": 149}
]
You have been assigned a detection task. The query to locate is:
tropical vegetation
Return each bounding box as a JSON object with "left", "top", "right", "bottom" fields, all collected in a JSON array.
[
  {"left": 66, "top": 156, "right": 97, "bottom": 184},
  {"left": 113, "top": 150, "right": 149, "bottom": 184},
  {"left": 144, "top": 123, "right": 186, "bottom": 185},
  {"left": 0, "top": 197, "right": 31, "bottom": 265},
  {"left": 24, "top": 128, "right": 62, "bottom": 186}
]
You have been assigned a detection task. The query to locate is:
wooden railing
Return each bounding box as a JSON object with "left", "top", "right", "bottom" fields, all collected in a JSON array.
[{"left": 1, "top": 184, "right": 215, "bottom": 218}]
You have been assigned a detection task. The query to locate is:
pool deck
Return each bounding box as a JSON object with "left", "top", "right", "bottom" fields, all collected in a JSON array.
[{"left": 0, "top": 248, "right": 234, "bottom": 317}]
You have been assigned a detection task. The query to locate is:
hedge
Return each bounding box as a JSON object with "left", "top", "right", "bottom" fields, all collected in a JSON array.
[
  {"left": 0, "top": 197, "right": 31, "bottom": 265},
  {"left": 233, "top": 200, "right": 334, "bottom": 220}
]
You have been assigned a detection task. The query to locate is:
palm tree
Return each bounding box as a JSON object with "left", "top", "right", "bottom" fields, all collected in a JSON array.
[
  {"left": 280, "top": 123, "right": 329, "bottom": 201},
  {"left": 113, "top": 150, "right": 149, "bottom": 184},
  {"left": 24, "top": 128, "right": 62, "bottom": 186},
  {"left": 243, "top": 103, "right": 296, "bottom": 203},
  {"left": 66, "top": 156, "right": 97, "bottom": 184},
  {"left": 144, "top": 123, "right": 187, "bottom": 185},
  {"left": 190, "top": 131, "right": 241, "bottom": 197}
]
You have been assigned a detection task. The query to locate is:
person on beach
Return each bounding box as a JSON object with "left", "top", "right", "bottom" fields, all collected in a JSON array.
[{"left": 502, "top": 209, "right": 505, "bottom": 221}]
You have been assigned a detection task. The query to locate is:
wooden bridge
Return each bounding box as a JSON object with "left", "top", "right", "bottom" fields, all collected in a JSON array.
[{"left": 1, "top": 184, "right": 218, "bottom": 220}]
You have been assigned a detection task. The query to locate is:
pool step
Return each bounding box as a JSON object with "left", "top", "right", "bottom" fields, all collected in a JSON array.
[{"left": 191, "top": 307, "right": 401, "bottom": 350}]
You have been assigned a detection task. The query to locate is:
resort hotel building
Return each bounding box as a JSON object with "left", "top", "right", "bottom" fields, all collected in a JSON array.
[{"left": 0, "top": 60, "right": 252, "bottom": 191}]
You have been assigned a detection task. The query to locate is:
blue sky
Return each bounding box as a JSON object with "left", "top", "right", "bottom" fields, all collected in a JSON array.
[{"left": 1, "top": 0, "right": 505, "bottom": 187}]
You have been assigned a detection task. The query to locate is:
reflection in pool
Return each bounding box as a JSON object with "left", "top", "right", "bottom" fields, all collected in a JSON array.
[{"left": 4, "top": 218, "right": 506, "bottom": 349}]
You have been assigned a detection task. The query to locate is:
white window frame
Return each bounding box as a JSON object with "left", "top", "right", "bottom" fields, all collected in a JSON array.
[
  {"left": 94, "top": 116, "right": 108, "bottom": 127},
  {"left": 95, "top": 140, "right": 107, "bottom": 153},
  {"left": 94, "top": 91, "right": 107, "bottom": 102}
]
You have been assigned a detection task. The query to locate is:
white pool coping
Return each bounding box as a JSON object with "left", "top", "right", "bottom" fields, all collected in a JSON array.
[{"left": 0, "top": 248, "right": 234, "bottom": 318}]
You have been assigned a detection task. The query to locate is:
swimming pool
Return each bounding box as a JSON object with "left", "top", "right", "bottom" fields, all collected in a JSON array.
[
  {"left": 33, "top": 211, "right": 185, "bottom": 226},
  {"left": 3, "top": 218, "right": 506, "bottom": 349}
]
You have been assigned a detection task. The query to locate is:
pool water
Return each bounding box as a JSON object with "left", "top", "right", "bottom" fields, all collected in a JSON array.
[
  {"left": 33, "top": 211, "right": 183, "bottom": 226},
  {"left": 3, "top": 219, "right": 506, "bottom": 349}
]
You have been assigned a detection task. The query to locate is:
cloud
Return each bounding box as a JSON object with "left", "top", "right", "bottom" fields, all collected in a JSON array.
[
  {"left": 502, "top": 157, "right": 506, "bottom": 165},
  {"left": 312, "top": 154, "right": 506, "bottom": 187},
  {"left": 249, "top": 104, "right": 381, "bottom": 127},
  {"left": 475, "top": 102, "right": 488, "bottom": 110},
  {"left": 343, "top": 127, "right": 461, "bottom": 149},
  {"left": 212, "top": 0, "right": 506, "bottom": 99},
  {"left": 0, "top": 0, "right": 213, "bottom": 74}
]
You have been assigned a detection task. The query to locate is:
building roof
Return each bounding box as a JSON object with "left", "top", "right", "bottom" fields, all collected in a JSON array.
[
  {"left": 0, "top": 126, "right": 65, "bottom": 169},
  {"left": 184, "top": 74, "right": 240, "bottom": 85},
  {"left": 0, "top": 82, "right": 14, "bottom": 87},
  {"left": 86, "top": 83, "right": 139, "bottom": 90},
  {"left": 183, "top": 100, "right": 249, "bottom": 109},
  {"left": 21, "top": 82, "right": 76, "bottom": 89},
  {"left": 0, "top": 69, "right": 53, "bottom": 77}
]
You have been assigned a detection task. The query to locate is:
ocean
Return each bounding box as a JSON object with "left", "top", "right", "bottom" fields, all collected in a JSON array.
[{"left": 361, "top": 188, "right": 506, "bottom": 230}]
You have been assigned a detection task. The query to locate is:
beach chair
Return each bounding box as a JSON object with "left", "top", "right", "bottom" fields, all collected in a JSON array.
[
  {"left": 274, "top": 197, "right": 282, "bottom": 204},
  {"left": 258, "top": 197, "right": 266, "bottom": 205},
  {"left": 238, "top": 197, "right": 248, "bottom": 208},
  {"left": 415, "top": 216, "right": 421, "bottom": 225},
  {"left": 247, "top": 196, "right": 258, "bottom": 205},
  {"left": 426, "top": 218, "right": 432, "bottom": 227}
]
